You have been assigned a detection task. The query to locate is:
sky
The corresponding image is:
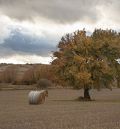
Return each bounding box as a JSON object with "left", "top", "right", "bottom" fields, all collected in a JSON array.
[{"left": 0, "top": 0, "right": 120, "bottom": 64}]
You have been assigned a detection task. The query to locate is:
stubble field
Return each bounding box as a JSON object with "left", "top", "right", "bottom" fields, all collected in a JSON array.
[{"left": 0, "top": 88, "right": 120, "bottom": 129}]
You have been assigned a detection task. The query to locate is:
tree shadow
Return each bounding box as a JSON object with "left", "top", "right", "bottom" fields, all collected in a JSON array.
[{"left": 51, "top": 99, "right": 120, "bottom": 103}]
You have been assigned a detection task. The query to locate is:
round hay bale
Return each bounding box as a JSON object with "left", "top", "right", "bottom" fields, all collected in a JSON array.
[{"left": 28, "top": 90, "right": 48, "bottom": 105}]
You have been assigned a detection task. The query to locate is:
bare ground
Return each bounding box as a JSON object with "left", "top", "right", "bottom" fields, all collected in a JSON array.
[{"left": 0, "top": 88, "right": 120, "bottom": 129}]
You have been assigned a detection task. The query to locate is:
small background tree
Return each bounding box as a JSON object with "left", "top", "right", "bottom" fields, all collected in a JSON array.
[
  {"left": 36, "top": 78, "right": 52, "bottom": 89},
  {"left": 1, "top": 65, "right": 17, "bottom": 83}
]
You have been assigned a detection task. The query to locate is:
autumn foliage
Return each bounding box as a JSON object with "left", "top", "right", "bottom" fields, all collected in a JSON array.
[{"left": 52, "top": 29, "right": 120, "bottom": 100}]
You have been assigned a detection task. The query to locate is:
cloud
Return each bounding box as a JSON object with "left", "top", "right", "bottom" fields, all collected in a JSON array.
[
  {"left": 0, "top": 0, "right": 119, "bottom": 24},
  {"left": 0, "top": 15, "right": 12, "bottom": 43},
  {"left": 101, "top": 0, "right": 120, "bottom": 23},
  {"left": 0, "top": 0, "right": 119, "bottom": 64},
  {"left": 0, "top": 28, "right": 57, "bottom": 58},
  {"left": 0, "top": 55, "right": 52, "bottom": 64}
]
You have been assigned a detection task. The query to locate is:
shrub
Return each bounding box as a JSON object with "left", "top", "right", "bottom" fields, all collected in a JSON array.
[{"left": 36, "top": 78, "right": 52, "bottom": 89}]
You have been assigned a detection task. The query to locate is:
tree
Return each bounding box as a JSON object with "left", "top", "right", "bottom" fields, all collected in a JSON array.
[
  {"left": 52, "top": 29, "right": 120, "bottom": 100},
  {"left": 114, "top": 61, "right": 120, "bottom": 88},
  {"left": 1, "top": 65, "right": 17, "bottom": 83}
]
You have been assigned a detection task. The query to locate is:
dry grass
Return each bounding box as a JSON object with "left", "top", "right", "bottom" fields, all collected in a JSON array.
[{"left": 0, "top": 88, "right": 120, "bottom": 129}]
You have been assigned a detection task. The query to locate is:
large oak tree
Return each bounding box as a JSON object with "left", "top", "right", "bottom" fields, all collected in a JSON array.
[{"left": 52, "top": 29, "right": 120, "bottom": 100}]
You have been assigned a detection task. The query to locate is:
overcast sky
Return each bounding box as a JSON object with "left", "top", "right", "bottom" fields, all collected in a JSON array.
[{"left": 0, "top": 0, "right": 120, "bottom": 64}]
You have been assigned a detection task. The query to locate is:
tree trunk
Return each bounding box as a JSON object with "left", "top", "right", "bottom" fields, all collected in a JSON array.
[{"left": 84, "top": 88, "right": 91, "bottom": 100}]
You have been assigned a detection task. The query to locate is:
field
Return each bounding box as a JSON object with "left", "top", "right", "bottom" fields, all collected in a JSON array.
[{"left": 0, "top": 88, "right": 120, "bottom": 129}]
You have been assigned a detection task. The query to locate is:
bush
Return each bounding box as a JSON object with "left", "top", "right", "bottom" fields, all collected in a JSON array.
[{"left": 36, "top": 78, "right": 52, "bottom": 89}]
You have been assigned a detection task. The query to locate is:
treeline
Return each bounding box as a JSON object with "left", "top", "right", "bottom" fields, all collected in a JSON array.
[{"left": 0, "top": 64, "right": 56, "bottom": 85}]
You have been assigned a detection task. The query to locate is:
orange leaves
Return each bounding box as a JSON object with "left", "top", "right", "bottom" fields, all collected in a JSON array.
[
  {"left": 74, "top": 55, "right": 85, "bottom": 63},
  {"left": 52, "top": 28, "right": 120, "bottom": 89},
  {"left": 68, "top": 66, "right": 78, "bottom": 75},
  {"left": 75, "top": 71, "right": 91, "bottom": 85}
]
